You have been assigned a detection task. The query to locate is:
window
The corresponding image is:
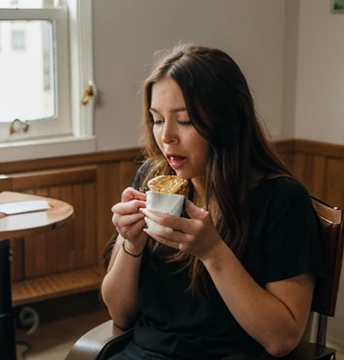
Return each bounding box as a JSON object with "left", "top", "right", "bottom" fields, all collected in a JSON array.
[
  {"left": 11, "top": 27, "right": 26, "bottom": 51},
  {"left": 0, "top": 0, "right": 95, "bottom": 160}
]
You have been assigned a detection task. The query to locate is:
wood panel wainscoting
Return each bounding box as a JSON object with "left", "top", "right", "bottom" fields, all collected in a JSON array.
[
  {"left": 0, "top": 139, "right": 343, "bottom": 308},
  {"left": 0, "top": 149, "right": 142, "bottom": 307},
  {"left": 276, "top": 139, "right": 344, "bottom": 209}
]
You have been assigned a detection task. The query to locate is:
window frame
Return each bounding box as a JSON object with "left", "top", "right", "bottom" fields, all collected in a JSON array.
[
  {"left": 0, "top": 0, "right": 96, "bottom": 162},
  {"left": 0, "top": 7, "right": 71, "bottom": 141}
]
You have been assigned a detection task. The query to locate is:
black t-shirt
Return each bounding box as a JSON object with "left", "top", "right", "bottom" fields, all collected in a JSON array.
[{"left": 127, "top": 163, "right": 325, "bottom": 360}]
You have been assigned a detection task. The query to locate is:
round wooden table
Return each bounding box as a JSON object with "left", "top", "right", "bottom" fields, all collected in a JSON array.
[{"left": 0, "top": 191, "right": 73, "bottom": 360}]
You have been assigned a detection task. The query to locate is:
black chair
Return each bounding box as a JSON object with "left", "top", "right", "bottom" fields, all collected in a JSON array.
[{"left": 65, "top": 197, "right": 344, "bottom": 360}]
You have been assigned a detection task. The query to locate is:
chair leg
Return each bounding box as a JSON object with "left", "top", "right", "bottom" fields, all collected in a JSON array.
[{"left": 317, "top": 314, "right": 328, "bottom": 347}]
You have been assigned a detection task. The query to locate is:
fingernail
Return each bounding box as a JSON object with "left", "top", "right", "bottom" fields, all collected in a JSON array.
[
  {"left": 141, "top": 208, "right": 162, "bottom": 222},
  {"left": 164, "top": 227, "right": 173, "bottom": 234}
]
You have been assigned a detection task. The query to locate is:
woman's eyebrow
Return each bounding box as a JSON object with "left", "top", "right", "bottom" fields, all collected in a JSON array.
[{"left": 149, "top": 107, "right": 187, "bottom": 114}]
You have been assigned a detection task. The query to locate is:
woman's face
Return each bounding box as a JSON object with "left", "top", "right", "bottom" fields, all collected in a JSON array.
[{"left": 150, "top": 77, "right": 208, "bottom": 181}]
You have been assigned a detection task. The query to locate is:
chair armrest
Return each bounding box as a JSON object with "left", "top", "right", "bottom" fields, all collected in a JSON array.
[{"left": 65, "top": 320, "right": 126, "bottom": 360}]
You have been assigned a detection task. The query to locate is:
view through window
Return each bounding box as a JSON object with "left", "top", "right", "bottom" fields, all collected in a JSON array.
[
  {"left": 0, "top": 0, "right": 72, "bottom": 142},
  {"left": 0, "top": 19, "right": 55, "bottom": 123}
]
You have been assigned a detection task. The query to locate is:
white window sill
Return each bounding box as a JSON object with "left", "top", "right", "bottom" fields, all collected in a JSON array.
[{"left": 0, "top": 136, "right": 96, "bottom": 163}]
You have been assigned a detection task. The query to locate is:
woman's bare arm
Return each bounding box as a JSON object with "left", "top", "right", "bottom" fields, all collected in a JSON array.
[
  {"left": 101, "top": 235, "right": 145, "bottom": 330},
  {"left": 202, "top": 242, "right": 314, "bottom": 358},
  {"left": 101, "top": 188, "right": 147, "bottom": 330}
]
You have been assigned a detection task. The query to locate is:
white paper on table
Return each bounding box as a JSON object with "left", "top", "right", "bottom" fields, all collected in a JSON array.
[{"left": 0, "top": 200, "right": 51, "bottom": 216}]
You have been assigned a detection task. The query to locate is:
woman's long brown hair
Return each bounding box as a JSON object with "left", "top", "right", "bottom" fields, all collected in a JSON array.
[{"left": 104, "top": 43, "right": 294, "bottom": 297}]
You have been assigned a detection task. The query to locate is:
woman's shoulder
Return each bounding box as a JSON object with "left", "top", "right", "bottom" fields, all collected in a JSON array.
[
  {"left": 132, "top": 159, "right": 165, "bottom": 190},
  {"left": 254, "top": 175, "right": 312, "bottom": 209},
  {"left": 266, "top": 176, "right": 308, "bottom": 194},
  {"left": 132, "top": 160, "right": 153, "bottom": 190},
  {"left": 136, "top": 159, "right": 153, "bottom": 176}
]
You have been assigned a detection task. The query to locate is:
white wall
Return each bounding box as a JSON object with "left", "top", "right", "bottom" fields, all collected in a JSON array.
[
  {"left": 282, "top": 0, "right": 300, "bottom": 139},
  {"left": 93, "top": 0, "right": 286, "bottom": 152},
  {"left": 294, "top": 0, "right": 344, "bottom": 145}
]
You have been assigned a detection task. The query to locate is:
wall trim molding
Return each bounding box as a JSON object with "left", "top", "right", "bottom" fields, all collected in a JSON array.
[
  {"left": 1, "top": 148, "right": 142, "bottom": 174},
  {"left": 294, "top": 139, "right": 344, "bottom": 158},
  {"left": 1, "top": 138, "right": 343, "bottom": 175},
  {"left": 274, "top": 139, "right": 344, "bottom": 158}
]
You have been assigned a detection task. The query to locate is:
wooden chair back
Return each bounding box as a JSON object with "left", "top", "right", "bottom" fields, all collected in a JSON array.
[{"left": 311, "top": 197, "right": 343, "bottom": 317}]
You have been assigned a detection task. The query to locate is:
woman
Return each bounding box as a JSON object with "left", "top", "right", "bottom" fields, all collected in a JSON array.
[{"left": 101, "top": 44, "right": 324, "bottom": 360}]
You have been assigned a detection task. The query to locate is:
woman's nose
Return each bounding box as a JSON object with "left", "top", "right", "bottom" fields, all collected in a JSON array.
[{"left": 161, "top": 123, "right": 178, "bottom": 144}]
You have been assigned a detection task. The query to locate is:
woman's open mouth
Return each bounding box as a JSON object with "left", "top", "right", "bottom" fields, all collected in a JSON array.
[{"left": 167, "top": 155, "right": 187, "bottom": 169}]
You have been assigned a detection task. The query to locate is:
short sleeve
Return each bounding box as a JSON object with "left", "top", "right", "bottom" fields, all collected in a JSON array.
[
  {"left": 132, "top": 160, "right": 152, "bottom": 191},
  {"left": 263, "top": 178, "right": 325, "bottom": 283}
]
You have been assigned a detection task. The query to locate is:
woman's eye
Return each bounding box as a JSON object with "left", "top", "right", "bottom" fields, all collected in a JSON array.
[
  {"left": 178, "top": 120, "right": 192, "bottom": 125},
  {"left": 152, "top": 119, "right": 163, "bottom": 125}
]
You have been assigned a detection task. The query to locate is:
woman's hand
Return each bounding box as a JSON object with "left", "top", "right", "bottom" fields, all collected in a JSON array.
[
  {"left": 111, "top": 187, "right": 148, "bottom": 253},
  {"left": 140, "top": 199, "right": 224, "bottom": 261}
]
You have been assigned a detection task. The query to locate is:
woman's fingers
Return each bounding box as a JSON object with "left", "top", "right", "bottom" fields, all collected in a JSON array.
[
  {"left": 115, "top": 212, "right": 145, "bottom": 228},
  {"left": 140, "top": 207, "right": 203, "bottom": 235},
  {"left": 118, "top": 218, "right": 147, "bottom": 241},
  {"left": 123, "top": 218, "right": 146, "bottom": 237},
  {"left": 121, "top": 187, "right": 146, "bottom": 202},
  {"left": 143, "top": 218, "right": 193, "bottom": 243},
  {"left": 185, "top": 200, "right": 209, "bottom": 220},
  {"left": 143, "top": 228, "right": 180, "bottom": 250},
  {"left": 112, "top": 200, "right": 146, "bottom": 215}
]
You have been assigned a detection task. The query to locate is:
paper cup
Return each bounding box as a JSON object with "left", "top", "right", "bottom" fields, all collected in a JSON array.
[{"left": 145, "top": 191, "right": 185, "bottom": 235}]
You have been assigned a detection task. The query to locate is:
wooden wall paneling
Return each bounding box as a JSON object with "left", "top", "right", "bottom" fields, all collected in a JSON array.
[
  {"left": 282, "top": 152, "right": 295, "bottom": 173},
  {"left": 295, "top": 139, "right": 344, "bottom": 158},
  {"left": 1, "top": 148, "right": 141, "bottom": 174},
  {"left": 57, "top": 185, "right": 75, "bottom": 272},
  {"left": 9, "top": 166, "right": 97, "bottom": 190},
  {"left": 26, "top": 187, "right": 50, "bottom": 279},
  {"left": 45, "top": 186, "right": 60, "bottom": 275},
  {"left": 32, "top": 233, "right": 47, "bottom": 277},
  {"left": 292, "top": 152, "right": 314, "bottom": 191},
  {"left": 119, "top": 160, "right": 141, "bottom": 190},
  {"left": 0, "top": 176, "right": 13, "bottom": 191},
  {"left": 71, "top": 183, "right": 84, "bottom": 269},
  {"left": 96, "top": 162, "right": 121, "bottom": 265},
  {"left": 273, "top": 139, "right": 295, "bottom": 172},
  {"left": 83, "top": 182, "right": 97, "bottom": 267},
  {"left": 10, "top": 166, "right": 98, "bottom": 279},
  {"left": 44, "top": 227, "right": 59, "bottom": 276},
  {"left": 303, "top": 154, "right": 315, "bottom": 193},
  {"left": 24, "top": 233, "right": 36, "bottom": 279},
  {"left": 293, "top": 152, "right": 307, "bottom": 185},
  {"left": 33, "top": 187, "right": 49, "bottom": 197},
  {"left": 310, "top": 156, "right": 326, "bottom": 200},
  {"left": 323, "top": 157, "right": 344, "bottom": 208},
  {"left": 11, "top": 238, "right": 24, "bottom": 282},
  {"left": 21, "top": 189, "right": 34, "bottom": 194}
]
